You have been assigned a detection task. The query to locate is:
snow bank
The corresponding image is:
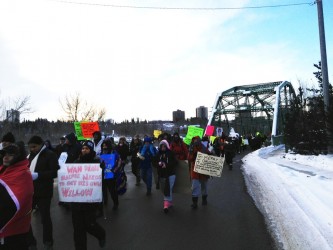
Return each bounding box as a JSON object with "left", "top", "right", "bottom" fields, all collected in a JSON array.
[{"left": 242, "top": 146, "right": 333, "bottom": 250}]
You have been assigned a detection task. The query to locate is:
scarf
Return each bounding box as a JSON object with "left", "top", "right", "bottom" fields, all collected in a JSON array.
[{"left": 29, "top": 145, "right": 46, "bottom": 173}]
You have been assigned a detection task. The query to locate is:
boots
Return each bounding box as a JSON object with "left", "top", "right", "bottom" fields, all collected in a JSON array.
[
  {"left": 163, "top": 200, "right": 169, "bottom": 214},
  {"left": 202, "top": 195, "right": 208, "bottom": 205},
  {"left": 191, "top": 197, "right": 198, "bottom": 209}
]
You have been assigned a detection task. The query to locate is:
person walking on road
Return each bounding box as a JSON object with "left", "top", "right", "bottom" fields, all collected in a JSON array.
[
  {"left": 92, "top": 131, "right": 103, "bottom": 159},
  {"left": 100, "top": 139, "right": 121, "bottom": 211},
  {"left": 0, "top": 132, "right": 16, "bottom": 165},
  {"left": 27, "top": 135, "right": 60, "bottom": 250},
  {"left": 154, "top": 140, "right": 178, "bottom": 213},
  {"left": 71, "top": 140, "right": 106, "bottom": 250},
  {"left": 129, "top": 135, "right": 143, "bottom": 186},
  {"left": 137, "top": 137, "right": 157, "bottom": 196},
  {"left": 188, "top": 136, "right": 210, "bottom": 209},
  {"left": 169, "top": 132, "right": 188, "bottom": 161},
  {"left": 0, "top": 143, "right": 33, "bottom": 250}
]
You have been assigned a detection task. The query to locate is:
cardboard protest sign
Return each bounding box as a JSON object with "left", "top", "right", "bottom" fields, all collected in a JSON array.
[
  {"left": 74, "top": 122, "right": 85, "bottom": 140},
  {"left": 58, "top": 163, "right": 102, "bottom": 202},
  {"left": 184, "top": 126, "right": 204, "bottom": 145},
  {"left": 73, "top": 122, "right": 100, "bottom": 140},
  {"left": 216, "top": 127, "right": 223, "bottom": 137},
  {"left": 154, "top": 130, "right": 162, "bottom": 139},
  {"left": 100, "top": 153, "right": 119, "bottom": 179},
  {"left": 205, "top": 125, "right": 215, "bottom": 136},
  {"left": 210, "top": 136, "right": 216, "bottom": 145},
  {"left": 81, "top": 122, "right": 99, "bottom": 138},
  {"left": 194, "top": 152, "right": 224, "bottom": 177}
]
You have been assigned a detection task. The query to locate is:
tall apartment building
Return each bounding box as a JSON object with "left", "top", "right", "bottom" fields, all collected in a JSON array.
[
  {"left": 196, "top": 106, "right": 208, "bottom": 120},
  {"left": 172, "top": 109, "right": 185, "bottom": 122}
]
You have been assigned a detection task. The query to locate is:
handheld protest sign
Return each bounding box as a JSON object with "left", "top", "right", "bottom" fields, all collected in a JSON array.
[
  {"left": 194, "top": 152, "right": 224, "bottom": 177},
  {"left": 58, "top": 163, "right": 102, "bottom": 203}
]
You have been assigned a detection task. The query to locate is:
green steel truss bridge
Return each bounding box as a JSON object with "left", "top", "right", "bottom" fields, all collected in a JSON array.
[{"left": 207, "top": 81, "right": 296, "bottom": 140}]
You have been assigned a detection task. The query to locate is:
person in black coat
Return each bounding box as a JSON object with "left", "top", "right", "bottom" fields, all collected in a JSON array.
[
  {"left": 71, "top": 140, "right": 106, "bottom": 250},
  {"left": 129, "top": 136, "right": 143, "bottom": 186},
  {"left": 64, "top": 133, "right": 82, "bottom": 164},
  {"left": 26, "top": 135, "right": 60, "bottom": 250}
]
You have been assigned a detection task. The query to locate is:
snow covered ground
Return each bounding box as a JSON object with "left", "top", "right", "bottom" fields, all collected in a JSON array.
[{"left": 241, "top": 145, "right": 333, "bottom": 250}]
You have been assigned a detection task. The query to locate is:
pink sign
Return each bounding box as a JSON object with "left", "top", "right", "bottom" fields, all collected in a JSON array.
[
  {"left": 205, "top": 125, "right": 215, "bottom": 136},
  {"left": 57, "top": 163, "right": 102, "bottom": 203}
]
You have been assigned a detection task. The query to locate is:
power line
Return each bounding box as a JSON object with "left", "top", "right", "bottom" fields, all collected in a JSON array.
[{"left": 50, "top": 0, "right": 317, "bottom": 10}]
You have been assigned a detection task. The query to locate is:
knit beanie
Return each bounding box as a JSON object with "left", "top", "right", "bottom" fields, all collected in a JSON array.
[
  {"left": 82, "top": 140, "right": 94, "bottom": 152},
  {"left": 1, "top": 132, "right": 15, "bottom": 143},
  {"left": 28, "top": 135, "right": 44, "bottom": 145}
]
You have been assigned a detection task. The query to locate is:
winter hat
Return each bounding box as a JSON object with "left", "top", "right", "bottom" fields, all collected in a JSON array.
[
  {"left": 1, "top": 132, "right": 15, "bottom": 143},
  {"left": 173, "top": 132, "right": 180, "bottom": 137},
  {"left": 28, "top": 135, "right": 44, "bottom": 145},
  {"left": 65, "top": 132, "right": 77, "bottom": 143},
  {"left": 0, "top": 142, "right": 28, "bottom": 166},
  {"left": 93, "top": 131, "right": 101, "bottom": 137},
  {"left": 159, "top": 139, "right": 170, "bottom": 149},
  {"left": 82, "top": 140, "right": 94, "bottom": 152},
  {"left": 0, "top": 144, "right": 19, "bottom": 156},
  {"left": 144, "top": 137, "right": 152, "bottom": 143}
]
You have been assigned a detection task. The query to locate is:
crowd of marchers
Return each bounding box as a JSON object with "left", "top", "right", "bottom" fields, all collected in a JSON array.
[{"left": 0, "top": 129, "right": 266, "bottom": 250}]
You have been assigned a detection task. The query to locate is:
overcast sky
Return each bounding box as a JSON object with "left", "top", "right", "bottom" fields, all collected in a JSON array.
[{"left": 0, "top": 0, "right": 332, "bottom": 123}]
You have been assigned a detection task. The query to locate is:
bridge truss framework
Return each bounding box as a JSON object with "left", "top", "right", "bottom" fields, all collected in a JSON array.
[{"left": 207, "top": 81, "right": 296, "bottom": 139}]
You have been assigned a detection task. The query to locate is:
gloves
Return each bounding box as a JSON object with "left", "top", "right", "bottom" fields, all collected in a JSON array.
[
  {"left": 31, "top": 172, "right": 38, "bottom": 180},
  {"left": 137, "top": 152, "right": 145, "bottom": 160},
  {"left": 158, "top": 162, "right": 166, "bottom": 168}
]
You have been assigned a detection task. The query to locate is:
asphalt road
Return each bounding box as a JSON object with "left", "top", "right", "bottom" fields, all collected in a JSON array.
[{"left": 31, "top": 151, "right": 276, "bottom": 250}]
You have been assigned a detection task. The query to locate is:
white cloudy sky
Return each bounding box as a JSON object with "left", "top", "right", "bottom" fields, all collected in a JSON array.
[{"left": 0, "top": 0, "right": 332, "bottom": 122}]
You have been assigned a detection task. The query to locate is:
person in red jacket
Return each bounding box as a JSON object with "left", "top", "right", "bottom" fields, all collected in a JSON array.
[
  {"left": 169, "top": 132, "right": 188, "bottom": 161},
  {"left": 0, "top": 143, "right": 34, "bottom": 250},
  {"left": 188, "top": 136, "right": 210, "bottom": 209}
]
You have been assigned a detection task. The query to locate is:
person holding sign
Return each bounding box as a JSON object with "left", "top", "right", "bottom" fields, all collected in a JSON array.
[
  {"left": 100, "top": 139, "right": 121, "bottom": 211},
  {"left": 188, "top": 136, "right": 211, "bottom": 209},
  {"left": 72, "top": 140, "right": 106, "bottom": 250},
  {"left": 154, "top": 140, "right": 178, "bottom": 214}
]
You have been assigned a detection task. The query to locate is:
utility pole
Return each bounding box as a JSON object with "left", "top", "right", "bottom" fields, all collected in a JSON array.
[
  {"left": 316, "top": 0, "right": 332, "bottom": 153},
  {"left": 316, "top": 0, "right": 330, "bottom": 111}
]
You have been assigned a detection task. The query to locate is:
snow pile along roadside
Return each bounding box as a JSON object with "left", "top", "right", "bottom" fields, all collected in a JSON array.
[{"left": 241, "top": 146, "right": 333, "bottom": 250}]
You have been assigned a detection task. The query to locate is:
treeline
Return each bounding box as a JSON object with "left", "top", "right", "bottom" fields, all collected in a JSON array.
[
  {"left": 0, "top": 118, "right": 208, "bottom": 145},
  {"left": 284, "top": 62, "right": 333, "bottom": 155}
]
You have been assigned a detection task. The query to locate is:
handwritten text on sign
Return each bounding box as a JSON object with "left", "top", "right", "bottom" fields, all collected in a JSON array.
[
  {"left": 58, "top": 163, "right": 102, "bottom": 202},
  {"left": 194, "top": 152, "right": 225, "bottom": 177}
]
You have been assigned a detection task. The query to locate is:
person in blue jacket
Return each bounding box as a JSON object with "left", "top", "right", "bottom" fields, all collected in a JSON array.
[{"left": 137, "top": 137, "right": 157, "bottom": 196}]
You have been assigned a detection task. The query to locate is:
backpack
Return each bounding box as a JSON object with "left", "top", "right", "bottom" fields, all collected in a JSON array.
[{"left": 116, "top": 169, "right": 127, "bottom": 195}]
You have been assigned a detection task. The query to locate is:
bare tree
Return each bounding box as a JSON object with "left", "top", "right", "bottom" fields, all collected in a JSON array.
[
  {"left": 13, "top": 96, "right": 33, "bottom": 114},
  {"left": 60, "top": 92, "right": 106, "bottom": 122},
  {"left": 0, "top": 93, "right": 33, "bottom": 121}
]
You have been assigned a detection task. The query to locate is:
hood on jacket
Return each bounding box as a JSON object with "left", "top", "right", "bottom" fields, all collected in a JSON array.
[{"left": 159, "top": 140, "right": 170, "bottom": 150}]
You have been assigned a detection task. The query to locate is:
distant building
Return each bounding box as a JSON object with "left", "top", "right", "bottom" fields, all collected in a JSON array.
[
  {"left": 172, "top": 109, "right": 185, "bottom": 122},
  {"left": 6, "top": 109, "right": 20, "bottom": 122},
  {"left": 196, "top": 106, "right": 208, "bottom": 120}
]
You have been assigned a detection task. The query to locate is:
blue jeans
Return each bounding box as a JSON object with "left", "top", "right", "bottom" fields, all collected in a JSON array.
[
  {"left": 191, "top": 179, "right": 208, "bottom": 197},
  {"left": 160, "top": 175, "right": 176, "bottom": 202},
  {"left": 141, "top": 167, "right": 152, "bottom": 191}
]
